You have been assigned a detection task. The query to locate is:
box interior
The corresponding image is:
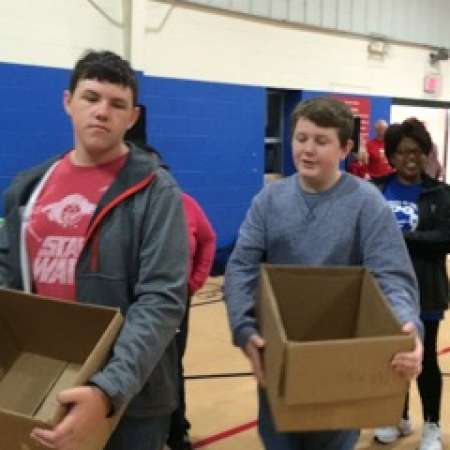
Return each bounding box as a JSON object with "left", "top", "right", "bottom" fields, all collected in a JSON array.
[
  {"left": 0, "top": 289, "right": 117, "bottom": 420},
  {"left": 265, "top": 266, "right": 401, "bottom": 342},
  {"left": 261, "top": 265, "right": 413, "bottom": 407}
]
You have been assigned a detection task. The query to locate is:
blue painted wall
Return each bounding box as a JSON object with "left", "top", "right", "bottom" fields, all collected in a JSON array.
[
  {"left": 0, "top": 62, "right": 265, "bottom": 246},
  {"left": 0, "top": 62, "right": 72, "bottom": 198},
  {"left": 369, "top": 95, "right": 392, "bottom": 137},
  {"left": 141, "top": 76, "right": 265, "bottom": 246}
]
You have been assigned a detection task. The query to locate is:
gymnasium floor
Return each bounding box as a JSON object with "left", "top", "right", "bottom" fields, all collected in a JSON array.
[{"left": 183, "top": 277, "right": 450, "bottom": 449}]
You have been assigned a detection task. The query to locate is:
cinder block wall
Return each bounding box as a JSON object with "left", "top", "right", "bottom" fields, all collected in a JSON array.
[
  {"left": 141, "top": 76, "right": 265, "bottom": 246},
  {"left": 0, "top": 62, "right": 264, "bottom": 246}
]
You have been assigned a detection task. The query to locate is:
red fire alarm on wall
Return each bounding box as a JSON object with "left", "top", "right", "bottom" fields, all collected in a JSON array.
[{"left": 424, "top": 73, "right": 442, "bottom": 94}]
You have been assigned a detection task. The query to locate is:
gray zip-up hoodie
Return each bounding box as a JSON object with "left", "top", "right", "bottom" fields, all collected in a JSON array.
[
  {"left": 225, "top": 173, "right": 422, "bottom": 349},
  {"left": 0, "top": 144, "right": 189, "bottom": 417}
]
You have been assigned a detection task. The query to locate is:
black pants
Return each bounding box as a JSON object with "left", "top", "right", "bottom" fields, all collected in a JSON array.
[
  {"left": 105, "top": 415, "right": 170, "bottom": 450},
  {"left": 403, "top": 320, "right": 442, "bottom": 423},
  {"left": 167, "top": 297, "right": 191, "bottom": 447}
]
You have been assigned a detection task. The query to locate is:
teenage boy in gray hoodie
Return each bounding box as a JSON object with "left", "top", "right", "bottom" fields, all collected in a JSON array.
[
  {"left": 224, "top": 97, "right": 423, "bottom": 450},
  {"left": 0, "top": 50, "right": 188, "bottom": 450}
]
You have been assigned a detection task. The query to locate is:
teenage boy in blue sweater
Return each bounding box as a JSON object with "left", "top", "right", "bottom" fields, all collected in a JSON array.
[{"left": 224, "top": 97, "right": 423, "bottom": 450}]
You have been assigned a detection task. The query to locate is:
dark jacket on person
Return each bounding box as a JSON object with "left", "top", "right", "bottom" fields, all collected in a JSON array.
[
  {"left": 0, "top": 144, "right": 189, "bottom": 417},
  {"left": 373, "top": 173, "right": 450, "bottom": 313}
]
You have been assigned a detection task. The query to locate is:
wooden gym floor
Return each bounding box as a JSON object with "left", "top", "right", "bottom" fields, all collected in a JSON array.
[{"left": 183, "top": 277, "right": 450, "bottom": 450}]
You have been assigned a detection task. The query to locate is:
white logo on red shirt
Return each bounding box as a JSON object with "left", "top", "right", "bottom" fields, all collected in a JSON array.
[
  {"left": 39, "top": 194, "right": 96, "bottom": 228},
  {"left": 33, "top": 236, "right": 85, "bottom": 285}
]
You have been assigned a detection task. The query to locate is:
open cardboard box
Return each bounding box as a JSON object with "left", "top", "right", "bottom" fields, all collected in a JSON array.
[
  {"left": 0, "top": 288, "right": 123, "bottom": 450},
  {"left": 258, "top": 265, "right": 415, "bottom": 432}
]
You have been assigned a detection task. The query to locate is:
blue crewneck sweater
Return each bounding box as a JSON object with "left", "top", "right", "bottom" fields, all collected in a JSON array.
[{"left": 225, "top": 172, "right": 421, "bottom": 348}]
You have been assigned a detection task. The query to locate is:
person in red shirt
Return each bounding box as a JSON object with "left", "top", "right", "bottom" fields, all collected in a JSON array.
[
  {"left": 348, "top": 151, "right": 369, "bottom": 179},
  {"left": 167, "top": 193, "right": 216, "bottom": 450},
  {"left": 366, "top": 119, "right": 395, "bottom": 178}
]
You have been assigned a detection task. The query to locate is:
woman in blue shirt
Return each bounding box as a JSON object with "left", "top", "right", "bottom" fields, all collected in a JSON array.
[{"left": 373, "top": 118, "right": 450, "bottom": 450}]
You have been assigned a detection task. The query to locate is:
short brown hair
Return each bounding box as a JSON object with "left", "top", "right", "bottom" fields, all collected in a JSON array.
[
  {"left": 291, "top": 97, "right": 354, "bottom": 147},
  {"left": 69, "top": 50, "right": 138, "bottom": 105}
]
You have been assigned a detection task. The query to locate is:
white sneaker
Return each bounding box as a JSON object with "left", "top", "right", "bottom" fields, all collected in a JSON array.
[
  {"left": 419, "top": 422, "right": 442, "bottom": 450},
  {"left": 374, "top": 418, "right": 413, "bottom": 444}
]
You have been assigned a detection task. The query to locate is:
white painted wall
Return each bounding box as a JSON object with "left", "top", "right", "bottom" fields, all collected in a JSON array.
[
  {"left": 0, "top": 0, "right": 123, "bottom": 69},
  {"left": 1, "top": 0, "right": 449, "bottom": 102},
  {"left": 141, "top": 1, "right": 450, "bottom": 100}
]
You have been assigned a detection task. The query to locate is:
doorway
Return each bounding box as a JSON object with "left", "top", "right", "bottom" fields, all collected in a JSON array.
[{"left": 391, "top": 99, "right": 450, "bottom": 182}]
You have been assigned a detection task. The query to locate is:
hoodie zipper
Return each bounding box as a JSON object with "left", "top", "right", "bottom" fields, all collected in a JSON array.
[{"left": 83, "top": 173, "right": 157, "bottom": 272}]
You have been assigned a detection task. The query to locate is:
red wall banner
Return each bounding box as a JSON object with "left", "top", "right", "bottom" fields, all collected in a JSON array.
[{"left": 332, "top": 95, "right": 371, "bottom": 147}]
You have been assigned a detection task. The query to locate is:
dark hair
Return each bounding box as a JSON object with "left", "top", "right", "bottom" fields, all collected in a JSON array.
[
  {"left": 384, "top": 118, "right": 432, "bottom": 160},
  {"left": 69, "top": 50, "right": 138, "bottom": 105},
  {"left": 291, "top": 97, "right": 354, "bottom": 147},
  {"left": 125, "top": 104, "right": 147, "bottom": 146}
]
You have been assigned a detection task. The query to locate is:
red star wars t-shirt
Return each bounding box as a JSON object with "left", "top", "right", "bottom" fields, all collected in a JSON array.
[{"left": 26, "top": 151, "right": 126, "bottom": 301}]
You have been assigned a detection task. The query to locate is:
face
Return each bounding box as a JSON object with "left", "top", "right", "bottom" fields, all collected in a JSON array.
[
  {"left": 375, "top": 120, "right": 388, "bottom": 139},
  {"left": 64, "top": 79, "right": 139, "bottom": 164},
  {"left": 389, "top": 137, "right": 427, "bottom": 184},
  {"left": 292, "top": 118, "right": 352, "bottom": 192}
]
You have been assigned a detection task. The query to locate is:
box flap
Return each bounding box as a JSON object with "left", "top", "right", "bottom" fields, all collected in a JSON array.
[
  {"left": 258, "top": 268, "right": 288, "bottom": 402},
  {"left": 270, "top": 392, "right": 407, "bottom": 432},
  {"left": 0, "top": 353, "right": 67, "bottom": 416},
  {"left": 71, "top": 312, "right": 123, "bottom": 385},
  {"left": 0, "top": 316, "right": 20, "bottom": 380},
  {"left": 264, "top": 266, "right": 363, "bottom": 341},
  {"left": 0, "top": 409, "right": 47, "bottom": 450},
  {"left": 0, "top": 288, "right": 122, "bottom": 363},
  {"left": 51, "top": 312, "right": 123, "bottom": 424},
  {"left": 356, "top": 271, "right": 403, "bottom": 337},
  {"left": 282, "top": 336, "right": 414, "bottom": 405}
]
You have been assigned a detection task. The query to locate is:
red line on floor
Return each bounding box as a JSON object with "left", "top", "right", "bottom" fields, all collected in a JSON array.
[
  {"left": 192, "top": 419, "right": 257, "bottom": 448},
  {"left": 191, "top": 346, "right": 450, "bottom": 448}
]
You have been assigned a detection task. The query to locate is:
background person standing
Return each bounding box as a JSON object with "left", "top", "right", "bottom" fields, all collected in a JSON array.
[
  {"left": 167, "top": 193, "right": 216, "bottom": 450},
  {"left": 366, "top": 119, "right": 395, "bottom": 179},
  {"left": 373, "top": 118, "right": 449, "bottom": 450}
]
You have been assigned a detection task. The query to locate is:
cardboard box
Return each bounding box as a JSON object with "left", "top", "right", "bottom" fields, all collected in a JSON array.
[
  {"left": 259, "top": 265, "right": 415, "bottom": 432},
  {"left": 0, "top": 288, "right": 124, "bottom": 450}
]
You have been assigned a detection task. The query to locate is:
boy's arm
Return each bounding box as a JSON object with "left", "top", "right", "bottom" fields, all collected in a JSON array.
[
  {"left": 89, "top": 177, "right": 189, "bottom": 411},
  {"left": 224, "top": 195, "right": 266, "bottom": 349},
  {"left": 359, "top": 196, "right": 423, "bottom": 380},
  {"left": 359, "top": 198, "right": 422, "bottom": 335},
  {"left": 403, "top": 193, "right": 450, "bottom": 256},
  {"left": 189, "top": 203, "right": 216, "bottom": 294}
]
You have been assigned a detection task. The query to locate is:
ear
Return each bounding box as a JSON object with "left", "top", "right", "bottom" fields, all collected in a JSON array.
[
  {"left": 340, "top": 139, "right": 353, "bottom": 160},
  {"left": 127, "top": 105, "right": 140, "bottom": 130},
  {"left": 63, "top": 90, "right": 72, "bottom": 116}
]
